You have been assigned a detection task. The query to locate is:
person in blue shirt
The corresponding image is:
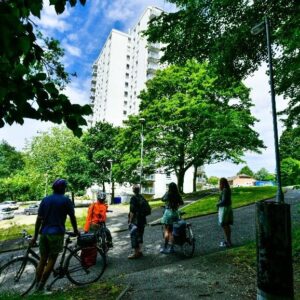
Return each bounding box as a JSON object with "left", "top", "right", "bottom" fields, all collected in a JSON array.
[{"left": 31, "top": 179, "right": 79, "bottom": 291}]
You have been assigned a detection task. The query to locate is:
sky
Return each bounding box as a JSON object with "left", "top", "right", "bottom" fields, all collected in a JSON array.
[{"left": 0, "top": 0, "right": 287, "bottom": 178}]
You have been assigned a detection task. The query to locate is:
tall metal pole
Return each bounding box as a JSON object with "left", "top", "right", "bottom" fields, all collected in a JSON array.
[
  {"left": 264, "top": 16, "right": 284, "bottom": 203},
  {"left": 139, "top": 118, "right": 145, "bottom": 191},
  {"left": 140, "top": 122, "right": 144, "bottom": 188},
  {"left": 253, "top": 17, "right": 293, "bottom": 300},
  {"left": 108, "top": 159, "right": 113, "bottom": 204}
]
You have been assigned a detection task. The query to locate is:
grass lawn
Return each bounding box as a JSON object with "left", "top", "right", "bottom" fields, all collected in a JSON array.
[
  {"left": 0, "top": 282, "right": 123, "bottom": 300},
  {"left": 222, "top": 224, "right": 300, "bottom": 298},
  {"left": 181, "top": 186, "right": 277, "bottom": 219}
]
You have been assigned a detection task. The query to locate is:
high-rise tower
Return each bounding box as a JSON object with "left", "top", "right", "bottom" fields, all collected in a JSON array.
[{"left": 90, "top": 6, "right": 163, "bottom": 126}]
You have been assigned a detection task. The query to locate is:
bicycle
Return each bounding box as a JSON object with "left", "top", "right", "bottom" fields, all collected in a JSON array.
[
  {"left": 161, "top": 208, "right": 196, "bottom": 258},
  {"left": 89, "top": 210, "right": 113, "bottom": 255},
  {"left": 0, "top": 230, "right": 106, "bottom": 297}
]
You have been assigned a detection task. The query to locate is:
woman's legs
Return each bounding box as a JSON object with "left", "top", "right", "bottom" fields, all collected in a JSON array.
[{"left": 222, "top": 225, "right": 232, "bottom": 246}]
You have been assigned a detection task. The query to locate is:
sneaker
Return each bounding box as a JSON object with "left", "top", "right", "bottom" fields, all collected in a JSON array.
[
  {"left": 219, "top": 241, "right": 232, "bottom": 248},
  {"left": 160, "top": 246, "right": 175, "bottom": 254},
  {"left": 219, "top": 241, "right": 226, "bottom": 247},
  {"left": 160, "top": 247, "right": 166, "bottom": 254},
  {"left": 168, "top": 246, "right": 175, "bottom": 254},
  {"left": 128, "top": 252, "right": 142, "bottom": 259}
]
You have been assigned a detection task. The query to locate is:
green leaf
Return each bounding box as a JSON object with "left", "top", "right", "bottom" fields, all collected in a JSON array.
[
  {"left": 19, "top": 36, "right": 31, "bottom": 54},
  {"left": 29, "top": 1, "right": 43, "bottom": 18}
]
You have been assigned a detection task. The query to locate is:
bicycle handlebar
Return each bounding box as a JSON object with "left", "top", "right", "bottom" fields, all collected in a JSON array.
[{"left": 65, "top": 231, "right": 78, "bottom": 237}]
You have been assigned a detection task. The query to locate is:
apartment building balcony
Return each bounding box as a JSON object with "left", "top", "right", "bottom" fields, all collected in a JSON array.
[
  {"left": 91, "top": 86, "right": 96, "bottom": 92},
  {"left": 148, "top": 55, "right": 160, "bottom": 64},
  {"left": 142, "top": 187, "right": 155, "bottom": 195},
  {"left": 91, "top": 78, "right": 96, "bottom": 84},
  {"left": 148, "top": 43, "right": 160, "bottom": 52},
  {"left": 144, "top": 174, "right": 155, "bottom": 181},
  {"left": 92, "top": 71, "right": 97, "bottom": 76}
]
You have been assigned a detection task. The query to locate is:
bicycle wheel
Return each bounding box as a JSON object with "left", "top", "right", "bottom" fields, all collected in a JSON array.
[
  {"left": 66, "top": 246, "right": 106, "bottom": 285},
  {"left": 0, "top": 256, "right": 37, "bottom": 296},
  {"left": 182, "top": 225, "right": 195, "bottom": 258}
]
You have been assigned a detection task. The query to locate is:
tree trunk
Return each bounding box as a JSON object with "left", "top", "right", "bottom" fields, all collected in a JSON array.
[
  {"left": 177, "top": 168, "right": 185, "bottom": 194},
  {"left": 102, "top": 182, "right": 105, "bottom": 192},
  {"left": 193, "top": 165, "right": 198, "bottom": 192}
]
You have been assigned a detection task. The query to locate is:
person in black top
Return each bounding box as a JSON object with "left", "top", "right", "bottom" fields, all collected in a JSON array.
[
  {"left": 217, "top": 178, "right": 233, "bottom": 247},
  {"left": 161, "top": 182, "right": 183, "bottom": 254},
  {"left": 128, "top": 185, "right": 147, "bottom": 259}
]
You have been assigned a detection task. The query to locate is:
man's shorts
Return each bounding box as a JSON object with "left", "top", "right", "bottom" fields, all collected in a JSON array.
[{"left": 39, "top": 234, "right": 64, "bottom": 258}]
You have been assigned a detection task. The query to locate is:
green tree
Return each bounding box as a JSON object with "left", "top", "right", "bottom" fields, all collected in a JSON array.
[
  {"left": 83, "top": 122, "right": 120, "bottom": 198},
  {"left": 134, "top": 61, "right": 264, "bottom": 192},
  {"left": 25, "top": 126, "right": 84, "bottom": 194},
  {"left": 255, "top": 168, "right": 276, "bottom": 181},
  {"left": 281, "top": 158, "right": 300, "bottom": 186},
  {"left": 145, "top": 0, "right": 300, "bottom": 126},
  {"left": 113, "top": 118, "right": 156, "bottom": 185},
  {"left": 0, "top": 140, "right": 24, "bottom": 178},
  {"left": 237, "top": 165, "right": 254, "bottom": 177},
  {"left": 279, "top": 127, "right": 300, "bottom": 161},
  {"left": 0, "top": 0, "right": 91, "bottom": 135},
  {"left": 66, "top": 154, "right": 93, "bottom": 203},
  {"left": 207, "top": 176, "right": 219, "bottom": 186}
]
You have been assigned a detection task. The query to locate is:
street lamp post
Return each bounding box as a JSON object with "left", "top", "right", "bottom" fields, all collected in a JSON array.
[
  {"left": 139, "top": 118, "right": 145, "bottom": 191},
  {"left": 252, "top": 16, "right": 293, "bottom": 300},
  {"left": 108, "top": 159, "right": 114, "bottom": 204},
  {"left": 252, "top": 16, "right": 284, "bottom": 203}
]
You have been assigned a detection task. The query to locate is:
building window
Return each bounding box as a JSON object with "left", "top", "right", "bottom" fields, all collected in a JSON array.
[
  {"left": 125, "top": 82, "right": 129, "bottom": 87},
  {"left": 123, "top": 111, "right": 127, "bottom": 115},
  {"left": 124, "top": 91, "right": 128, "bottom": 97},
  {"left": 126, "top": 64, "right": 130, "bottom": 69},
  {"left": 166, "top": 172, "right": 171, "bottom": 179},
  {"left": 127, "top": 55, "right": 130, "bottom": 60},
  {"left": 126, "top": 73, "right": 129, "bottom": 79}
]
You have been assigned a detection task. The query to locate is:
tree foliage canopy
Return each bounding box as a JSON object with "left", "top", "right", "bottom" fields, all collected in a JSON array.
[
  {"left": 145, "top": 0, "right": 300, "bottom": 126},
  {"left": 237, "top": 165, "right": 254, "bottom": 177},
  {"left": 83, "top": 122, "right": 120, "bottom": 188},
  {"left": 135, "top": 61, "right": 264, "bottom": 191},
  {"left": 0, "top": 0, "right": 91, "bottom": 135},
  {"left": 254, "top": 168, "right": 275, "bottom": 181},
  {"left": 279, "top": 127, "right": 300, "bottom": 161}
]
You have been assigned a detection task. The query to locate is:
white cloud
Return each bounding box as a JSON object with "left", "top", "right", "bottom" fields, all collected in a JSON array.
[
  {"left": 37, "top": 1, "right": 71, "bottom": 33},
  {"left": 64, "top": 43, "right": 82, "bottom": 57}
]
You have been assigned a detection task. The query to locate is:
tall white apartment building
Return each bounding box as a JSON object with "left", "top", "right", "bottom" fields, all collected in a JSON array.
[
  {"left": 90, "top": 6, "right": 206, "bottom": 198},
  {"left": 90, "top": 6, "right": 163, "bottom": 126}
]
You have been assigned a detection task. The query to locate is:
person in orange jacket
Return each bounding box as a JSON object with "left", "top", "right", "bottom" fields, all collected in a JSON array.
[{"left": 84, "top": 191, "right": 113, "bottom": 248}]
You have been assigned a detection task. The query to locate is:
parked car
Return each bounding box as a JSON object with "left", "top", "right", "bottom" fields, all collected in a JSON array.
[
  {"left": 24, "top": 204, "right": 39, "bottom": 215},
  {"left": 2, "top": 201, "right": 19, "bottom": 210},
  {"left": 0, "top": 208, "right": 14, "bottom": 220}
]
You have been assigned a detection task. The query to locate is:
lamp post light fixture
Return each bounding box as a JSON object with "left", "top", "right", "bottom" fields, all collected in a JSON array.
[
  {"left": 252, "top": 16, "right": 293, "bottom": 300},
  {"left": 108, "top": 159, "right": 113, "bottom": 204},
  {"left": 139, "top": 118, "right": 146, "bottom": 190}
]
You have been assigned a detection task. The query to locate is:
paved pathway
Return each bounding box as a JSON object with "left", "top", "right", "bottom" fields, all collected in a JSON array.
[{"left": 0, "top": 189, "right": 299, "bottom": 299}]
